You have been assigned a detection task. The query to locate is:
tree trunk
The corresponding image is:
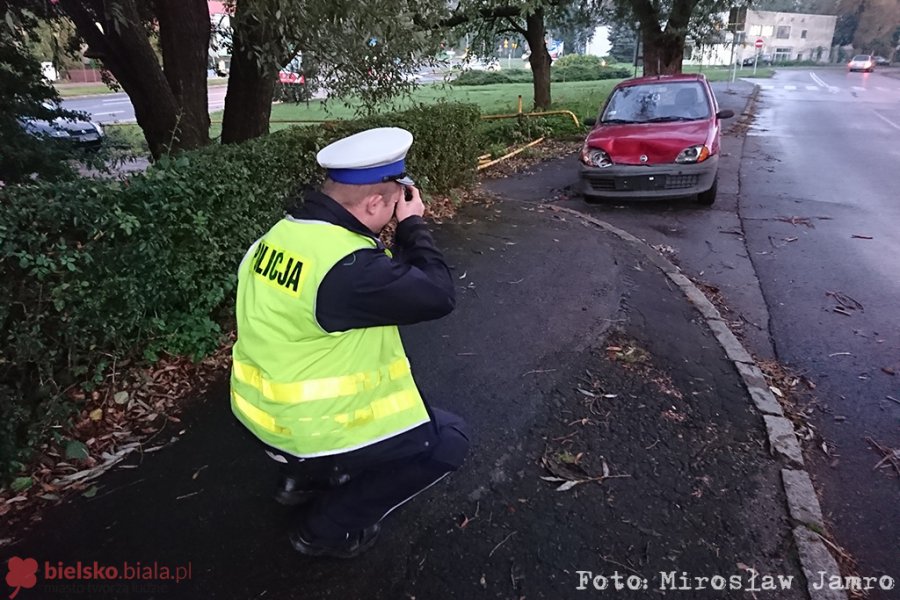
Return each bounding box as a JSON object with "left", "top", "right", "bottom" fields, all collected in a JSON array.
[
  {"left": 631, "top": 0, "right": 696, "bottom": 76},
  {"left": 642, "top": 30, "right": 686, "bottom": 75},
  {"left": 156, "top": 0, "right": 211, "bottom": 150},
  {"left": 525, "top": 9, "right": 552, "bottom": 110},
  {"left": 221, "top": 3, "right": 281, "bottom": 144},
  {"left": 63, "top": 0, "right": 211, "bottom": 158},
  {"left": 220, "top": 43, "right": 277, "bottom": 144}
]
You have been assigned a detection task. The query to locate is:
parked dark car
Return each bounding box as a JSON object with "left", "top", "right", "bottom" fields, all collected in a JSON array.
[
  {"left": 19, "top": 105, "right": 104, "bottom": 150},
  {"left": 742, "top": 54, "right": 773, "bottom": 66},
  {"left": 580, "top": 74, "right": 734, "bottom": 206},
  {"left": 873, "top": 55, "right": 891, "bottom": 67}
]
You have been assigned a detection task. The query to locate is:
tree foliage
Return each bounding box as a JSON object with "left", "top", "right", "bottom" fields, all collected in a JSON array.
[
  {"left": 607, "top": 19, "right": 638, "bottom": 62},
  {"left": 219, "top": 0, "right": 450, "bottom": 143},
  {"left": 0, "top": 4, "right": 90, "bottom": 183},
  {"left": 444, "top": 0, "right": 603, "bottom": 110}
]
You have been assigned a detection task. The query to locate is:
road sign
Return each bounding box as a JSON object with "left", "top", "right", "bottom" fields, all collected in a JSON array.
[{"left": 755, "top": 38, "right": 764, "bottom": 49}]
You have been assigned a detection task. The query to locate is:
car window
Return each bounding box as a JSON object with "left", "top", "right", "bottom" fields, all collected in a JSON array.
[
  {"left": 601, "top": 81, "right": 711, "bottom": 123},
  {"left": 852, "top": 55, "right": 870, "bottom": 61}
]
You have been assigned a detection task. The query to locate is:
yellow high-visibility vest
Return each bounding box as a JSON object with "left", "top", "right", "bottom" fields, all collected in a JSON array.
[{"left": 230, "top": 218, "right": 430, "bottom": 457}]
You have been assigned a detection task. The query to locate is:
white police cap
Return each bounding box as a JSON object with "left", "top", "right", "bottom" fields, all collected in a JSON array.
[{"left": 316, "top": 127, "right": 415, "bottom": 186}]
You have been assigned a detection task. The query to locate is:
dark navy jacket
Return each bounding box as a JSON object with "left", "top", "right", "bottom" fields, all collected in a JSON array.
[{"left": 288, "top": 189, "right": 456, "bottom": 333}]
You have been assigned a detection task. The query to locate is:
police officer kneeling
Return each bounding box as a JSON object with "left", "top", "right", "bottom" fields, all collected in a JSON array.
[{"left": 230, "top": 127, "right": 469, "bottom": 558}]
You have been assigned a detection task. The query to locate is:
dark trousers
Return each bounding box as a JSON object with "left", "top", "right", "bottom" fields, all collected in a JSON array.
[{"left": 264, "top": 407, "right": 469, "bottom": 540}]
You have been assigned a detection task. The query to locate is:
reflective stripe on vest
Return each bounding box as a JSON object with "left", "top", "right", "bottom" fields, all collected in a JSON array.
[
  {"left": 232, "top": 387, "right": 421, "bottom": 433},
  {"left": 232, "top": 357, "right": 411, "bottom": 404}
]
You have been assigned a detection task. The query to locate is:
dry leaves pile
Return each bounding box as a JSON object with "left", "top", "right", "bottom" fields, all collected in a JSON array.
[
  {"left": 0, "top": 335, "right": 234, "bottom": 529},
  {"left": 605, "top": 342, "right": 683, "bottom": 400},
  {"left": 538, "top": 357, "right": 635, "bottom": 493},
  {"left": 755, "top": 358, "right": 818, "bottom": 436}
]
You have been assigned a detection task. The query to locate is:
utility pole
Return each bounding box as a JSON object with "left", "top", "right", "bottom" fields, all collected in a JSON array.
[{"left": 727, "top": 6, "right": 746, "bottom": 87}]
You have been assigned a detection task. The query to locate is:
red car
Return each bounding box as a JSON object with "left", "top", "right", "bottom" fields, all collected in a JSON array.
[
  {"left": 278, "top": 70, "right": 305, "bottom": 85},
  {"left": 580, "top": 74, "right": 734, "bottom": 205}
]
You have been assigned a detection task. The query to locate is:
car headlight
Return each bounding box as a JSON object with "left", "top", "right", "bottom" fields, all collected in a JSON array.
[
  {"left": 581, "top": 145, "right": 613, "bottom": 168},
  {"left": 49, "top": 128, "right": 69, "bottom": 138},
  {"left": 93, "top": 122, "right": 104, "bottom": 135},
  {"left": 675, "top": 145, "right": 710, "bottom": 164}
]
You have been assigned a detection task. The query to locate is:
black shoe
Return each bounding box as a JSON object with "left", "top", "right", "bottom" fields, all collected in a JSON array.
[{"left": 289, "top": 524, "right": 381, "bottom": 559}]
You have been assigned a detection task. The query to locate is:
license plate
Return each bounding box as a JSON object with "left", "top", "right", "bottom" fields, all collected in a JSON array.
[{"left": 617, "top": 176, "right": 665, "bottom": 191}]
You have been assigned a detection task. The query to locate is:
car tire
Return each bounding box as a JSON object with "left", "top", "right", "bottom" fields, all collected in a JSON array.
[{"left": 697, "top": 178, "right": 717, "bottom": 206}]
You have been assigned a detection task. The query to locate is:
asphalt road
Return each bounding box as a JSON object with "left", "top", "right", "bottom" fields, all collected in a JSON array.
[
  {"left": 59, "top": 72, "right": 447, "bottom": 124},
  {"left": 740, "top": 67, "right": 900, "bottom": 592},
  {"left": 61, "top": 85, "right": 229, "bottom": 124},
  {"left": 525, "top": 71, "right": 900, "bottom": 596}
]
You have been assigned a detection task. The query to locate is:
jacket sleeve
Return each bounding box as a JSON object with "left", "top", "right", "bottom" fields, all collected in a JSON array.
[{"left": 315, "top": 216, "right": 456, "bottom": 332}]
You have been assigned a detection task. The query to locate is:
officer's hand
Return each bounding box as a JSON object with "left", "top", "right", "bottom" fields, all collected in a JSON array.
[{"left": 394, "top": 186, "right": 425, "bottom": 222}]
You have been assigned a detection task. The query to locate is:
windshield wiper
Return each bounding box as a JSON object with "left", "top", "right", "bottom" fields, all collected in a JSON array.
[
  {"left": 601, "top": 118, "right": 635, "bottom": 124},
  {"left": 646, "top": 116, "right": 697, "bottom": 122}
]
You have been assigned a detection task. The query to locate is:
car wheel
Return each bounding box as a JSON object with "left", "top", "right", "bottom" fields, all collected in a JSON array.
[{"left": 697, "top": 178, "right": 717, "bottom": 206}]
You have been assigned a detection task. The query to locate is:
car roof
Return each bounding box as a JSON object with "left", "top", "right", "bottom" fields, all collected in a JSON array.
[{"left": 615, "top": 73, "right": 708, "bottom": 89}]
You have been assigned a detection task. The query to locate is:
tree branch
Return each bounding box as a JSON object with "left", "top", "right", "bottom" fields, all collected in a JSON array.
[
  {"left": 422, "top": 5, "right": 524, "bottom": 29},
  {"left": 630, "top": 0, "right": 662, "bottom": 35},
  {"left": 504, "top": 16, "right": 527, "bottom": 36}
]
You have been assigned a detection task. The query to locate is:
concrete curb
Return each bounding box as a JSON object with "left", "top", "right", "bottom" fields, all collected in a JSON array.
[{"left": 547, "top": 204, "right": 847, "bottom": 600}]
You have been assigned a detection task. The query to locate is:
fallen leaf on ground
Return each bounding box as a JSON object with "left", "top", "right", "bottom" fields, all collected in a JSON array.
[{"left": 556, "top": 480, "right": 582, "bottom": 492}]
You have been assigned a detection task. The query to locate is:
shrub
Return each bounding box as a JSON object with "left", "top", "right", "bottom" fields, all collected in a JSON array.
[
  {"left": 0, "top": 102, "right": 481, "bottom": 483},
  {"left": 273, "top": 82, "right": 314, "bottom": 103},
  {"left": 552, "top": 65, "right": 631, "bottom": 82},
  {"left": 477, "top": 114, "right": 582, "bottom": 153},
  {"left": 453, "top": 70, "right": 516, "bottom": 85},
  {"left": 552, "top": 54, "right": 606, "bottom": 69}
]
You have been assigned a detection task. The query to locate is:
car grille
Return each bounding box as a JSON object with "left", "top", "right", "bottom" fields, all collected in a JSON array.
[
  {"left": 585, "top": 174, "right": 699, "bottom": 192},
  {"left": 584, "top": 175, "right": 617, "bottom": 191},
  {"left": 665, "top": 175, "right": 699, "bottom": 189}
]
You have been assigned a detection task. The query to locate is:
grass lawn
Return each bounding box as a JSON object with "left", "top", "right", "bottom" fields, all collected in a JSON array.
[
  {"left": 208, "top": 80, "right": 620, "bottom": 139},
  {"left": 140, "top": 68, "right": 775, "bottom": 147}
]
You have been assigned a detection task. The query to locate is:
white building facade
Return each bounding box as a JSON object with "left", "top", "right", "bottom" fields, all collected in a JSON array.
[
  {"left": 739, "top": 10, "right": 836, "bottom": 63},
  {"left": 684, "top": 9, "right": 837, "bottom": 66}
]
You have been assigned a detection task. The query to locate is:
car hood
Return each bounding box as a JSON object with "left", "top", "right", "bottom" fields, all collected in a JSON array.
[{"left": 585, "top": 120, "right": 715, "bottom": 165}]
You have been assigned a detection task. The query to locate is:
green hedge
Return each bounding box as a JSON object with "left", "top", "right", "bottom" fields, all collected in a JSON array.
[{"left": 0, "top": 102, "right": 480, "bottom": 483}]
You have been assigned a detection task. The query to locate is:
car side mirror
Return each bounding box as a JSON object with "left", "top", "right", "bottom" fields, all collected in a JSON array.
[
  {"left": 716, "top": 109, "right": 735, "bottom": 119},
  {"left": 583, "top": 117, "right": 596, "bottom": 127}
]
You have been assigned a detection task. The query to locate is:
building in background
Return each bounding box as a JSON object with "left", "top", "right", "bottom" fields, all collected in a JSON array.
[{"left": 685, "top": 9, "right": 837, "bottom": 66}]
